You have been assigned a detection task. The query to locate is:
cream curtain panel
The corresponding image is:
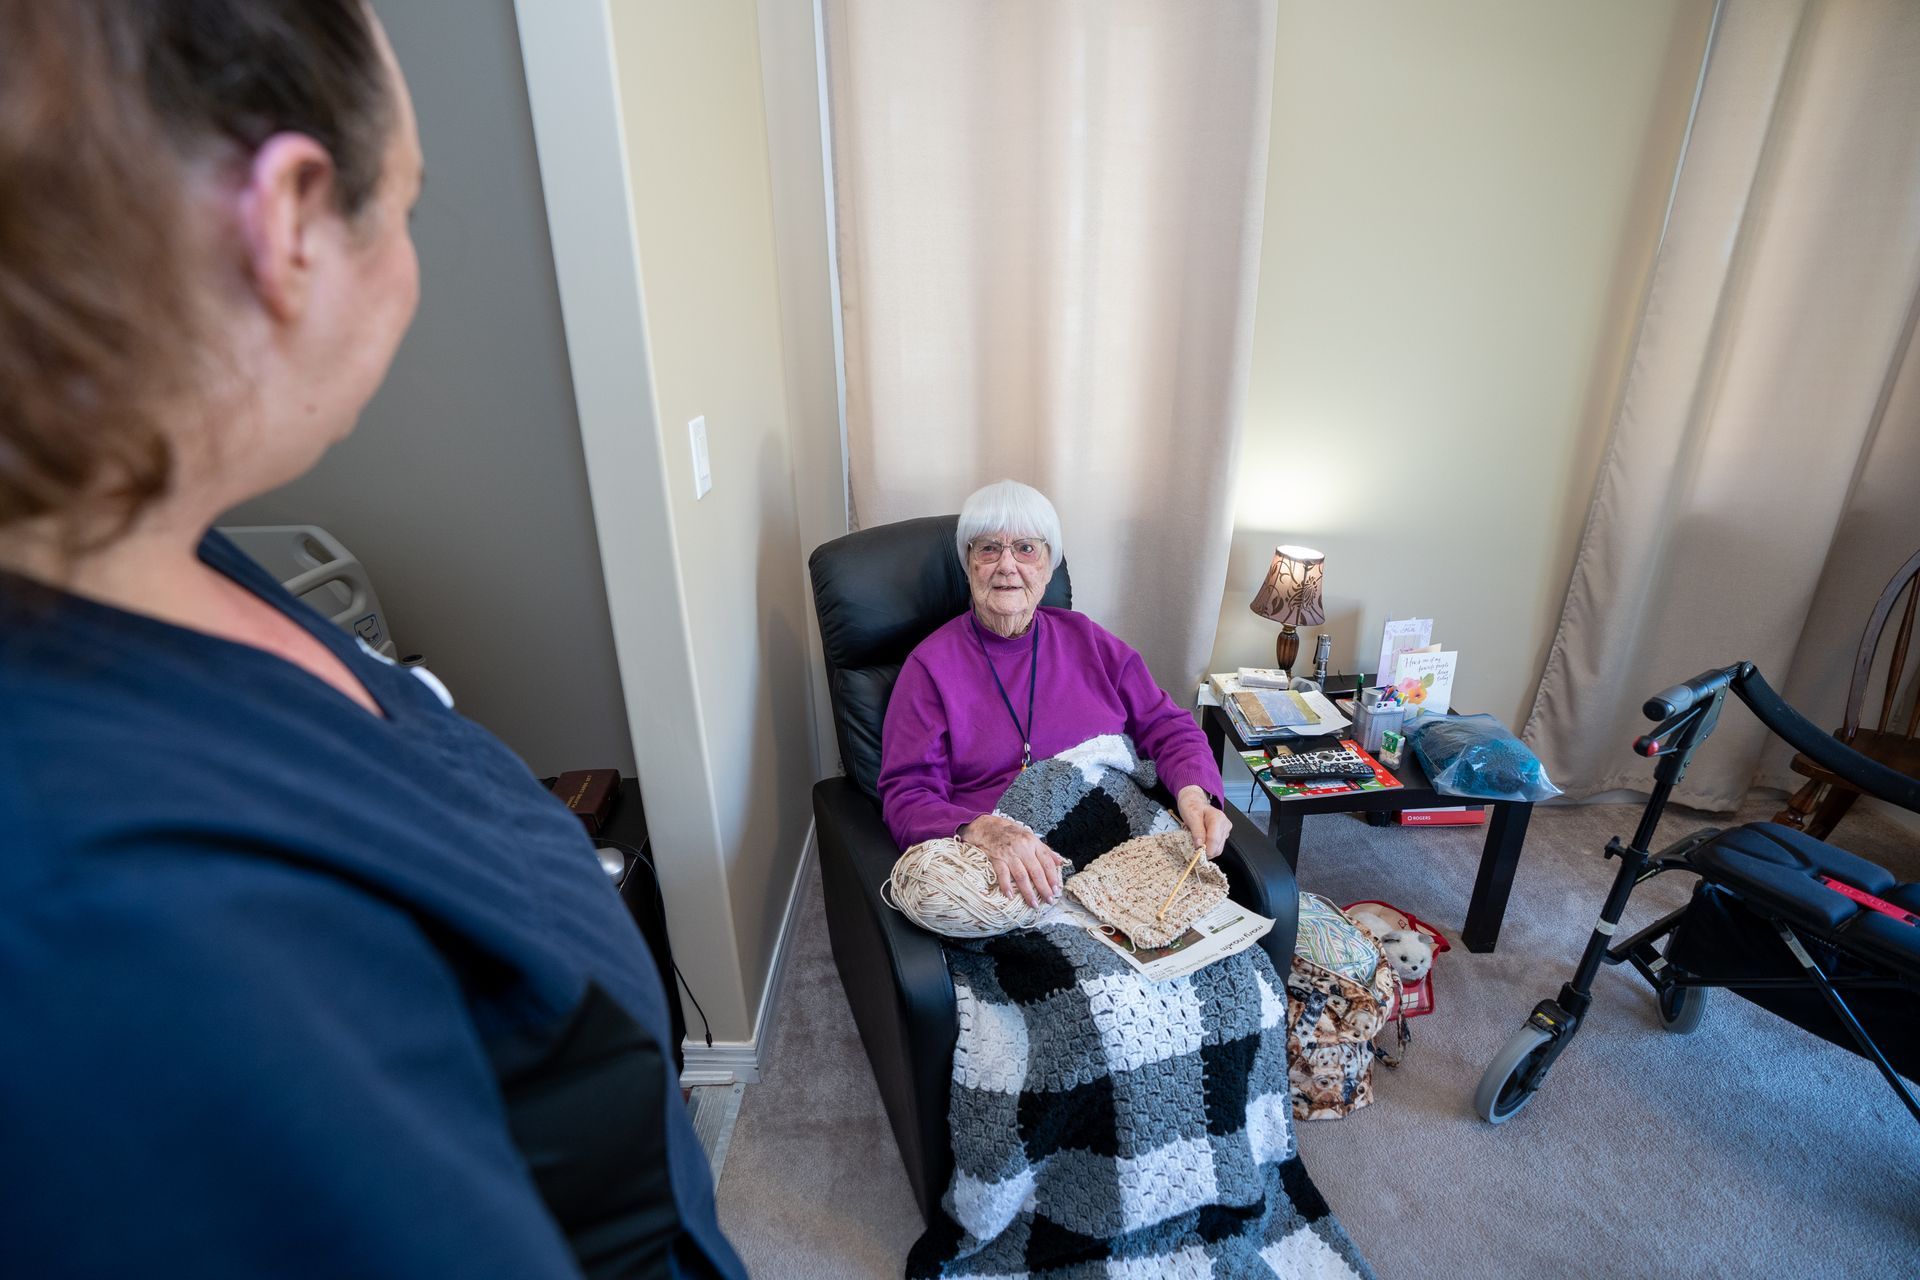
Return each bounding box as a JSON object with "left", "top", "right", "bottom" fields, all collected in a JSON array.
[
  {"left": 1526, "top": 0, "right": 1920, "bottom": 808},
  {"left": 821, "top": 0, "right": 1278, "bottom": 691}
]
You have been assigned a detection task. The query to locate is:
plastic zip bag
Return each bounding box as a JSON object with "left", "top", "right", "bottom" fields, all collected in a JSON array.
[{"left": 1408, "top": 714, "right": 1562, "bottom": 802}]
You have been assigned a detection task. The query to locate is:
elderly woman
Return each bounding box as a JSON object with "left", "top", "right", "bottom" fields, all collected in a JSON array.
[
  {"left": 0, "top": 4, "right": 740, "bottom": 1277},
  {"left": 874, "top": 484, "right": 1357, "bottom": 1280},
  {"left": 878, "top": 479, "right": 1230, "bottom": 904}
]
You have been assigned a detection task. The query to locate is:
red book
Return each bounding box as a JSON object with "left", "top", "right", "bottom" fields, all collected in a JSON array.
[{"left": 1397, "top": 806, "right": 1487, "bottom": 827}]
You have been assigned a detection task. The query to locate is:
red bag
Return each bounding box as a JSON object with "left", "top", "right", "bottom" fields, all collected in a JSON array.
[{"left": 1342, "top": 900, "right": 1451, "bottom": 1019}]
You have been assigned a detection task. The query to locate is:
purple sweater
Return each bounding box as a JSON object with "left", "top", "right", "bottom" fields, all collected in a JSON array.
[{"left": 877, "top": 608, "right": 1224, "bottom": 849}]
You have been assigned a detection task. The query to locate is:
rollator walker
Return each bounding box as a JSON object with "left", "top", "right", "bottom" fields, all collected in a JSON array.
[{"left": 1475, "top": 662, "right": 1920, "bottom": 1126}]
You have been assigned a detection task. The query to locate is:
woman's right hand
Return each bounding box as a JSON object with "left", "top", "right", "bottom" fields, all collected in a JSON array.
[{"left": 959, "top": 814, "right": 1066, "bottom": 907}]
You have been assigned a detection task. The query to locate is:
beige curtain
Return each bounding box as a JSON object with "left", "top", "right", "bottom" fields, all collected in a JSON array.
[
  {"left": 822, "top": 0, "right": 1277, "bottom": 692},
  {"left": 1525, "top": 0, "right": 1920, "bottom": 808}
]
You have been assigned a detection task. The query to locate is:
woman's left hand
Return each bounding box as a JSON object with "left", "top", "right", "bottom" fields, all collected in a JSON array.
[{"left": 1176, "top": 785, "right": 1229, "bottom": 860}]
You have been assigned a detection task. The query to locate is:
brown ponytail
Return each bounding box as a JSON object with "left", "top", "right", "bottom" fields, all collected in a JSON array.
[{"left": 0, "top": 0, "right": 391, "bottom": 548}]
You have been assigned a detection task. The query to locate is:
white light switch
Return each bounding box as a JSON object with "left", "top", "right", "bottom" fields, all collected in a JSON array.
[{"left": 688, "top": 415, "right": 712, "bottom": 498}]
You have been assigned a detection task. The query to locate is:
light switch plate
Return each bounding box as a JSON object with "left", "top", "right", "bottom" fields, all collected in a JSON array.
[{"left": 688, "top": 415, "right": 712, "bottom": 498}]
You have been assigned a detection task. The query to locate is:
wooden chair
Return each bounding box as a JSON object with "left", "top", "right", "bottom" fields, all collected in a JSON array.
[{"left": 1774, "top": 548, "right": 1920, "bottom": 839}]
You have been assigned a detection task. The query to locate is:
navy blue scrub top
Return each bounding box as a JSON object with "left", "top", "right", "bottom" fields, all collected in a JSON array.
[{"left": 0, "top": 533, "right": 746, "bottom": 1280}]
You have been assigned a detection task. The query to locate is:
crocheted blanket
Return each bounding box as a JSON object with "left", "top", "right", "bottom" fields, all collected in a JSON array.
[
  {"left": 992, "top": 734, "right": 1182, "bottom": 869},
  {"left": 908, "top": 736, "right": 1372, "bottom": 1279}
]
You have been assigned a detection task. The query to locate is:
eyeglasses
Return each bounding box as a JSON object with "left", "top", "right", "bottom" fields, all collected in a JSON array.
[{"left": 968, "top": 537, "right": 1048, "bottom": 565}]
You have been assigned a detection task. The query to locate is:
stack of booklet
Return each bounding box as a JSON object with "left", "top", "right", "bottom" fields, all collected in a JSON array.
[{"left": 1205, "top": 672, "right": 1351, "bottom": 744}]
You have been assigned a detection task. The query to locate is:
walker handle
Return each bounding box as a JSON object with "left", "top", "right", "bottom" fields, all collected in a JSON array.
[{"left": 1642, "top": 663, "right": 1751, "bottom": 721}]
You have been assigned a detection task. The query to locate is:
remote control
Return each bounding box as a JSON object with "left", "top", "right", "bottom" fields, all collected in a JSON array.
[{"left": 1264, "top": 747, "right": 1375, "bottom": 781}]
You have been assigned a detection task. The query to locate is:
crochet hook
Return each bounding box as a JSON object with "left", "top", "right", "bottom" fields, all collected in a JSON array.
[{"left": 1156, "top": 844, "right": 1206, "bottom": 921}]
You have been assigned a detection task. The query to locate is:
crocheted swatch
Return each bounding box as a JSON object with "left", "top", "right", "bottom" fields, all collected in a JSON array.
[{"left": 1065, "top": 831, "right": 1228, "bottom": 949}]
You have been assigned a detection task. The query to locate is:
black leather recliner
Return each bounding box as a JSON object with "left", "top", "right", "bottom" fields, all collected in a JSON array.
[{"left": 807, "top": 513, "right": 1302, "bottom": 1223}]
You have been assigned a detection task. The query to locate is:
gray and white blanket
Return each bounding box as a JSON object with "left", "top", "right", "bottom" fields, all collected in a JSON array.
[{"left": 908, "top": 736, "right": 1372, "bottom": 1279}]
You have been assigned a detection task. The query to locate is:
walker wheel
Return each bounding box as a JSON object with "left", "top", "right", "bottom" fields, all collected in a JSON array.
[
  {"left": 1473, "top": 1022, "right": 1555, "bottom": 1124},
  {"left": 1657, "top": 981, "right": 1708, "bottom": 1034}
]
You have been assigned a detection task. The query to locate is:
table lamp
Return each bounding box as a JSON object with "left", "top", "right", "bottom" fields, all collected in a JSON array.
[{"left": 1249, "top": 544, "right": 1325, "bottom": 673}]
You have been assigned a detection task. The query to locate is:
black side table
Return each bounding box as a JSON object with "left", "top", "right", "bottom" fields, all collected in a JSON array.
[
  {"left": 1203, "top": 683, "right": 1534, "bottom": 953},
  {"left": 542, "top": 777, "right": 688, "bottom": 1071}
]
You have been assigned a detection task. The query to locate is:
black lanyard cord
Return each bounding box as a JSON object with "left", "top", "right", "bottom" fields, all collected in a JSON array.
[{"left": 972, "top": 613, "right": 1039, "bottom": 771}]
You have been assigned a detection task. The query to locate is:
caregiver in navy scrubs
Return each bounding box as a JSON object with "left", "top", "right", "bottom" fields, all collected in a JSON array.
[{"left": 0, "top": 3, "right": 744, "bottom": 1277}]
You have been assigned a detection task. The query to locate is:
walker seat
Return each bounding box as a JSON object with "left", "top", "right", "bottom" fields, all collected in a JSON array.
[{"left": 1688, "top": 823, "right": 1920, "bottom": 973}]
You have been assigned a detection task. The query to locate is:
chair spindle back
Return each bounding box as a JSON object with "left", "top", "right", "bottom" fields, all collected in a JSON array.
[{"left": 1844, "top": 548, "right": 1920, "bottom": 742}]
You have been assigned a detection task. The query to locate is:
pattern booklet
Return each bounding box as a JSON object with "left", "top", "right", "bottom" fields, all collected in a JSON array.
[
  {"left": 1229, "top": 687, "right": 1314, "bottom": 731},
  {"left": 1040, "top": 896, "right": 1275, "bottom": 982}
]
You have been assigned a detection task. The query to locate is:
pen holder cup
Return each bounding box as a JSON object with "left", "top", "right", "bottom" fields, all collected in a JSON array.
[{"left": 1353, "top": 702, "right": 1406, "bottom": 755}]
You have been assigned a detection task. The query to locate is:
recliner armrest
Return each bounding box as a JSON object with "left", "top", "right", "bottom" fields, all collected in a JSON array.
[
  {"left": 1215, "top": 799, "right": 1299, "bottom": 969},
  {"left": 814, "top": 779, "right": 954, "bottom": 1016},
  {"left": 811, "top": 776, "right": 957, "bottom": 1220}
]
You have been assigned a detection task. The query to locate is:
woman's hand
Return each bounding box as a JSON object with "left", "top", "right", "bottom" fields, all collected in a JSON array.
[
  {"left": 1176, "top": 785, "right": 1230, "bottom": 861},
  {"left": 959, "top": 814, "right": 1067, "bottom": 907}
]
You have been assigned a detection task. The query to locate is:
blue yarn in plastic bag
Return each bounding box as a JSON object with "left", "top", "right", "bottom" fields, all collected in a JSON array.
[{"left": 1407, "top": 714, "right": 1562, "bottom": 803}]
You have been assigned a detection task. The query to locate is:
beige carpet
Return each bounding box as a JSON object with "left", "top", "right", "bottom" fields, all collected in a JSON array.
[{"left": 716, "top": 797, "right": 1920, "bottom": 1278}]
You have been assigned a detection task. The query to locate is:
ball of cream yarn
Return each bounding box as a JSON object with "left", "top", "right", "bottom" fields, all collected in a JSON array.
[{"left": 882, "top": 837, "right": 1053, "bottom": 938}]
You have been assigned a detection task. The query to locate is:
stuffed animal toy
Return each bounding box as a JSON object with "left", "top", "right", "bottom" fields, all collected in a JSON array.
[{"left": 1377, "top": 929, "right": 1434, "bottom": 983}]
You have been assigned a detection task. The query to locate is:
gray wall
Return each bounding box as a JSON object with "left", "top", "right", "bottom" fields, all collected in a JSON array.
[{"left": 228, "top": 0, "right": 633, "bottom": 777}]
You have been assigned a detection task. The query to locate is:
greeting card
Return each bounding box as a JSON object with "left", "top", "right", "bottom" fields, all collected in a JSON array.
[
  {"left": 1375, "top": 617, "right": 1432, "bottom": 685},
  {"left": 1390, "top": 649, "right": 1457, "bottom": 718}
]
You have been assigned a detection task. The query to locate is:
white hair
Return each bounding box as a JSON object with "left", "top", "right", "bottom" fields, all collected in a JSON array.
[{"left": 955, "top": 480, "right": 1063, "bottom": 568}]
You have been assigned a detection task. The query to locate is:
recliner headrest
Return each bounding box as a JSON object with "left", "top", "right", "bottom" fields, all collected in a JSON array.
[{"left": 809, "top": 514, "right": 1070, "bottom": 797}]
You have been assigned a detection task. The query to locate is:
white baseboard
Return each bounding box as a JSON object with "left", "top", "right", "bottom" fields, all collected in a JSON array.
[
  {"left": 679, "top": 819, "right": 817, "bottom": 1086},
  {"left": 679, "top": 1041, "right": 761, "bottom": 1087}
]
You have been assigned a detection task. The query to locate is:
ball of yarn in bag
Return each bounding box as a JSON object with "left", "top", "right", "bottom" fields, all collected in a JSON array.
[
  {"left": 882, "top": 838, "right": 1052, "bottom": 938},
  {"left": 1409, "top": 712, "right": 1561, "bottom": 802},
  {"left": 1452, "top": 735, "right": 1542, "bottom": 795}
]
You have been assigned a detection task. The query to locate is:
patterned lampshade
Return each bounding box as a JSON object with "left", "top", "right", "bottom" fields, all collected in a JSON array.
[{"left": 1249, "top": 545, "right": 1325, "bottom": 626}]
